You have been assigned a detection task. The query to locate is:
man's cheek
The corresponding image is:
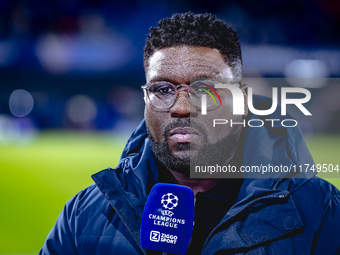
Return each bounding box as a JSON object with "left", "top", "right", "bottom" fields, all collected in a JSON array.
[
  {"left": 202, "top": 106, "right": 235, "bottom": 139},
  {"left": 145, "top": 110, "right": 165, "bottom": 142}
]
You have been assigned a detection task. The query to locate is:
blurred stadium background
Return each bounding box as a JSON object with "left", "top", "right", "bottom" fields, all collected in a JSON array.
[{"left": 0, "top": 0, "right": 339, "bottom": 254}]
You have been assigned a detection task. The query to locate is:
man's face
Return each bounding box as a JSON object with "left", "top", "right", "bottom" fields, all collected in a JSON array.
[{"left": 144, "top": 46, "right": 245, "bottom": 176}]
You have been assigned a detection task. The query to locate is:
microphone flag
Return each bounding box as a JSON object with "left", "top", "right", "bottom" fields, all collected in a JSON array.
[{"left": 140, "top": 183, "right": 194, "bottom": 255}]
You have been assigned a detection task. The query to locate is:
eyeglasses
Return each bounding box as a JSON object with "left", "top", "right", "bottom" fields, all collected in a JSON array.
[{"left": 141, "top": 80, "right": 233, "bottom": 109}]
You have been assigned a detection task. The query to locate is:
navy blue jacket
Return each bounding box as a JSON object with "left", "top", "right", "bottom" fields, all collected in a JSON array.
[{"left": 40, "top": 96, "right": 340, "bottom": 254}]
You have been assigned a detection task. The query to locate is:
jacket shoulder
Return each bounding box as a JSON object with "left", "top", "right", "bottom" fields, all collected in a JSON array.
[
  {"left": 291, "top": 177, "right": 340, "bottom": 254},
  {"left": 72, "top": 183, "right": 143, "bottom": 254},
  {"left": 291, "top": 176, "right": 340, "bottom": 214},
  {"left": 295, "top": 176, "right": 340, "bottom": 199},
  {"left": 39, "top": 184, "right": 108, "bottom": 254},
  {"left": 74, "top": 183, "right": 108, "bottom": 213}
]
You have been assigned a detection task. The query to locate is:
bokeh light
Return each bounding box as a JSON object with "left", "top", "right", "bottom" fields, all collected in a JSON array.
[
  {"left": 66, "top": 94, "right": 97, "bottom": 125},
  {"left": 284, "top": 59, "right": 329, "bottom": 88},
  {"left": 9, "top": 89, "right": 34, "bottom": 117}
]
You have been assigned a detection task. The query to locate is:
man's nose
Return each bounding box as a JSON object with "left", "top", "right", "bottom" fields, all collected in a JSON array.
[{"left": 170, "top": 88, "right": 198, "bottom": 118}]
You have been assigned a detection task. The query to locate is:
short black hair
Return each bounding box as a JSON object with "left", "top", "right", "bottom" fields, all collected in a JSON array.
[{"left": 144, "top": 12, "right": 242, "bottom": 80}]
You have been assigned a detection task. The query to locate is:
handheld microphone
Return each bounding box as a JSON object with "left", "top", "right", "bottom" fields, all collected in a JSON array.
[{"left": 141, "top": 183, "right": 194, "bottom": 255}]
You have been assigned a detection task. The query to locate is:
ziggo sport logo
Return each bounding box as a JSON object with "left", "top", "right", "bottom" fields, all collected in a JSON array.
[{"left": 200, "top": 84, "right": 312, "bottom": 128}]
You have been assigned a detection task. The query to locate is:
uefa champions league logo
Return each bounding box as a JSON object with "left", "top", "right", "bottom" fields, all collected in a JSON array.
[{"left": 161, "top": 193, "right": 179, "bottom": 210}]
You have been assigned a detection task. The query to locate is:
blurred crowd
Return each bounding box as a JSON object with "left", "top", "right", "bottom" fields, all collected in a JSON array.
[{"left": 0, "top": 0, "right": 339, "bottom": 141}]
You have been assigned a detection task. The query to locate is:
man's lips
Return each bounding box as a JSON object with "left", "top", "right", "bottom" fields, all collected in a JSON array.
[{"left": 168, "top": 127, "right": 200, "bottom": 143}]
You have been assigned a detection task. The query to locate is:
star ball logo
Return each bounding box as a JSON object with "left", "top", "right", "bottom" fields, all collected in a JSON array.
[
  {"left": 161, "top": 193, "right": 179, "bottom": 210},
  {"left": 200, "top": 83, "right": 312, "bottom": 128}
]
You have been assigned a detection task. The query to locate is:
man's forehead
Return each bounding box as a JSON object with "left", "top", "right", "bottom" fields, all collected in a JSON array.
[
  {"left": 148, "top": 46, "right": 223, "bottom": 67},
  {"left": 146, "top": 46, "right": 235, "bottom": 83}
]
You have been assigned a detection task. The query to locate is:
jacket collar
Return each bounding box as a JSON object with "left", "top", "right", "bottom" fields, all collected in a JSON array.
[{"left": 92, "top": 120, "right": 157, "bottom": 254}]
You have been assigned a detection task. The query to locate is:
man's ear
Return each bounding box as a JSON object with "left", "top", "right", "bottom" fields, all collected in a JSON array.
[{"left": 240, "top": 84, "right": 248, "bottom": 117}]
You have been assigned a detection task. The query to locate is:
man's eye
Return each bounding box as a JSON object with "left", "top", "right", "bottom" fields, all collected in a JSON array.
[
  {"left": 155, "top": 86, "right": 174, "bottom": 94},
  {"left": 190, "top": 81, "right": 218, "bottom": 96},
  {"left": 193, "top": 87, "right": 213, "bottom": 94}
]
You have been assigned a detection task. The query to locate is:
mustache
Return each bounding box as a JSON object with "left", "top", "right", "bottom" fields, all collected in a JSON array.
[{"left": 162, "top": 119, "right": 208, "bottom": 139}]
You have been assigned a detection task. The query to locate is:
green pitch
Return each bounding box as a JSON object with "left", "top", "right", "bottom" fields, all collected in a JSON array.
[{"left": 0, "top": 132, "right": 339, "bottom": 254}]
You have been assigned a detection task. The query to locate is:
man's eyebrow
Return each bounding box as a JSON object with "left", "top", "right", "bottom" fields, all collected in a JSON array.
[
  {"left": 190, "top": 73, "right": 224, "bottom": 82},
  {"left": 148, "top": 77, "right": 172, "bottom": 83},
  {"left": 192, "top": 67, "right": 222, "bottom": 77},
  {"left": 191, "top": 76, "right": 217, "bottom": 81},
  {"left": 149, "top": 75, "right": 220, "bottom": 84}
]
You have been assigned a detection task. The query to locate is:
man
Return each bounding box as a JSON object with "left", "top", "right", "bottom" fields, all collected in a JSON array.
[{"left": 40, "top": 12, "right": 340, "bottom": 254}]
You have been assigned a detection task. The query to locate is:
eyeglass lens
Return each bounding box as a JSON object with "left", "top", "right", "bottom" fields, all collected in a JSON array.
[{"left": 147, "top": 81, "right": 224, "bottom": 109}]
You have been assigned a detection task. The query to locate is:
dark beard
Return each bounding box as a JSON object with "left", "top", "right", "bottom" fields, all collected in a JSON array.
[{"left": 147, "top": 118, "right": 241, "bottom": 178}]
